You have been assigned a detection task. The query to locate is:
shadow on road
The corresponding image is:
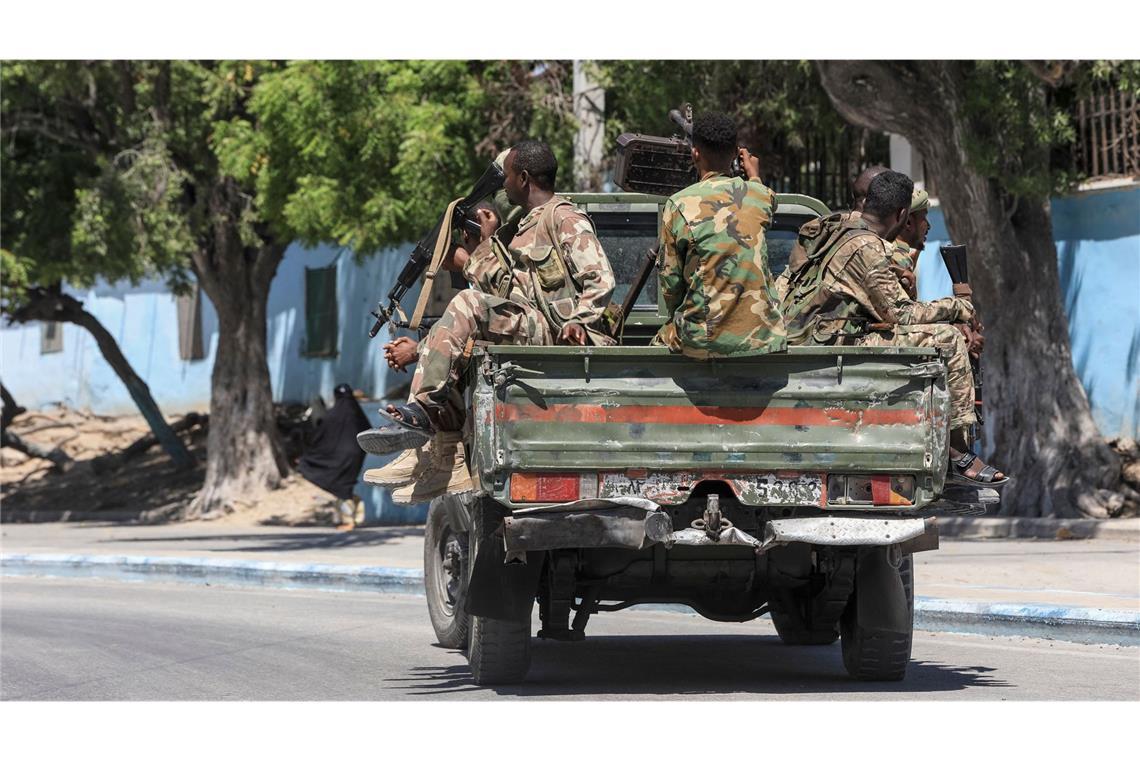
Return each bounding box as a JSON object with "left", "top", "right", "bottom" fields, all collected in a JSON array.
[
  {"left": 385, "top": 634, "right": 1012, "bottom": 698},
  {"left": 102, "top": 527, "right": 425, "bottom": 554}
]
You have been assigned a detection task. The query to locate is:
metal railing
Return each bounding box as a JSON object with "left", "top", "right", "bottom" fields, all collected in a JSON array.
[{"left": 1073, "top": 86, "right": 1140, "bottom": 180}]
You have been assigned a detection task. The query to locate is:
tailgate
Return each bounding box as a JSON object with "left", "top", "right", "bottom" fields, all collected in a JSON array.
[{"left": 469, "top": 345, "right": 949, "bottom": 508}]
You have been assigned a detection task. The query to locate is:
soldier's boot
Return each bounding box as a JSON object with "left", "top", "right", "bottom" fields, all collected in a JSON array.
[
  {"left": 391, "top": 433, "right": 471, "bottom": 504},
  {"left": 362, "top": 444, "right": 432, "bottom": 488}
]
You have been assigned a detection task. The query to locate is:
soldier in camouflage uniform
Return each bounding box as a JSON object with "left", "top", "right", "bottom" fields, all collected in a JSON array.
[
  {"left": 776, "top": 165, "right": 890, "bottom": 302},
  {"left": 358, "top": 139, "right": 616, "bottom": 454},
  {"left": 781, "top": 170, "right": 1008, "bottom": 485},
  {"left": 884, "top": 188, "right": 929, "bottom": 299},
  {"left": 653, "top": 111, "right": 786, "bottom": 359}
]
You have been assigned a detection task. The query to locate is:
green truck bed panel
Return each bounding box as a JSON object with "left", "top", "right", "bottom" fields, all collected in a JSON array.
[{"left": 469, "top": 346, "right": 951, "bottom": 509}]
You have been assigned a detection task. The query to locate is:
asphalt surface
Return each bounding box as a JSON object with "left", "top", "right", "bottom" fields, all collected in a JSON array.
[
  {"left": 3, "top": 576, "right": 1137, "bottom": 701},
  {"left": 4, "top": 522, "right": 1138, "bottom": 610}
]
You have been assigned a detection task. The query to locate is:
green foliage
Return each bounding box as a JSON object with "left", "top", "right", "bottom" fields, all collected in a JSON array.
[
  {"left": 597, "top": 60, "right": 842, "bottom": 157},
  {"left": 956, "top": 60, "right": 1140, "bottom": 199},
  {"left": 958, "top": 62, "right": 1078, "bottom": 199},
  {"left": 2, "top": 59, "right": 575, "bottom": 305},
  {"left": 216, "top": 60, "right": 572, "bottom": 257}
]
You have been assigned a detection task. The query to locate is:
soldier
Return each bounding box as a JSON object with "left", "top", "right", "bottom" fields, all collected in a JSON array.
[
  {"left": 781, "top": 170, "right": 1008, "bottom": 486},
  {"left": 362, "top": 202, "right": 506, "bottom": 502},
  {"left": 653, "top": 111, "right": 787, "bottom": 358},
  {"left": 884, "top": 188, "right": 929, "bottom": 299},
  {"left": 776, "top": 164, "right": 891, "bottom": 301},
  {"left": 358, "top": 138, "right": 616, "bottom": 455},
  {"left": 851, "top": 165, "right": 889, "bottom": 213}
]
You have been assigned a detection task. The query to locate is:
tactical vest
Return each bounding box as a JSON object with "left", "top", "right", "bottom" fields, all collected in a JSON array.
[
  {"left": 780, "top": 212, "right": 882, "bottom": 344},
  {"left": 491, "top": 199, "right": 618, "bottom": 343}
]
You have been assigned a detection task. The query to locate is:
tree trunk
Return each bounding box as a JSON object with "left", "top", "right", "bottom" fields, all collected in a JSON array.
[
  {"left": 816, "top": 61, "right": 1121, "bottom": 518},
  {"left": 186, "top": 181, "right": 288, "bottom": 517},
  {"left": 8, "top": 289, "right": 194, "bottom": 470},
  {"left": 1, "top": 381, "right": 75, "bottom": 470}
]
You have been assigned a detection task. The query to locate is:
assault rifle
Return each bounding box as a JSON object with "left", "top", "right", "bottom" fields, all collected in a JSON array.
[
  {"left": 940, "top": 243, "right": 984, "bottom": 428},
  {"left": 367, "top": 161, "right": 506, "bottom": 338}
]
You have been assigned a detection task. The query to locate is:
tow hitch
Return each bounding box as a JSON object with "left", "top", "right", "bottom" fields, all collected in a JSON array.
[{"left": 692, "top": 494, "right": 734, "bottom": 541}]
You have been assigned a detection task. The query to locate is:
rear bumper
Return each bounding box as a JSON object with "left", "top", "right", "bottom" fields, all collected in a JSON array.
[{"left": 500, "top": 498, "right": 938, "bottom": 555}]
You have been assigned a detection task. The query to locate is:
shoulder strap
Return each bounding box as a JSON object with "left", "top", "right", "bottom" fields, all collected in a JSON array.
[{"left": 409, "top": 198, "right": 462, "bottom": 330}]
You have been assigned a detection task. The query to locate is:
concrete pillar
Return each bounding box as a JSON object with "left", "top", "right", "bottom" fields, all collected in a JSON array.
[
  {"left": 573, "top": 60, "right": 605, "bottom": 192},
  {"left": 889, "top": 133, "right": 926, "bottom": 192}
]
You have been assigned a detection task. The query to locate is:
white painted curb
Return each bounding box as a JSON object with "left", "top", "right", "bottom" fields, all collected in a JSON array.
[{"left": 4, "top": 553, "right": 1137, "bottom": 646}]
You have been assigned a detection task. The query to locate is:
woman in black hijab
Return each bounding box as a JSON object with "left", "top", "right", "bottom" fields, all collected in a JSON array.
[{"left": 298, "top": 384, "right": 372, "bottom": 528}]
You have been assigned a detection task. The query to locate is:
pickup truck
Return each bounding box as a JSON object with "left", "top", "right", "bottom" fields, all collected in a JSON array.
[{"left": 411, "top": 191, "right": 997, "bottom": 686}]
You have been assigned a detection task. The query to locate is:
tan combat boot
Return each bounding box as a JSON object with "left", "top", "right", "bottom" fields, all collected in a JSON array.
[
  {"left": 363, "top": 444, "right": 431, "bottom": 488},
  {"left": 391, "top": 432, "right": 472, "bottom": 504}
]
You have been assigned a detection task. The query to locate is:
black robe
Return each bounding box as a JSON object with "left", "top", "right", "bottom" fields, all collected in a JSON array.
[{"left": 298, "top": 395, "right": 371, "bottom": 500}]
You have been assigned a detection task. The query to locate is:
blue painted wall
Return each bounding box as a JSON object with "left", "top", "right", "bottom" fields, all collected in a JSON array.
[
  {"left": 915, "top": 185, "right": 1140, "bottom": 439},
  {"left": 4, "top": 186, "right": 1137, "bottom": 521},
  {"left": 1, "top": 241, "right": 430, "bottom": 524}
]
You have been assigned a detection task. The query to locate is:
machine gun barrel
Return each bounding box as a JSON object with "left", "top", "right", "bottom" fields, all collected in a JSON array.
[{"left": 367, "top": 160, "right": 505, "bottom": 338}]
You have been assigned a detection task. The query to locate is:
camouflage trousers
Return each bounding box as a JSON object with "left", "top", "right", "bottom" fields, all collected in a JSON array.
[
  {"left": 411, "top": 289, "right": 552, "bottom": 431},
  {"left": 859, "top": 323, "right": 977, "bottom": 430}
]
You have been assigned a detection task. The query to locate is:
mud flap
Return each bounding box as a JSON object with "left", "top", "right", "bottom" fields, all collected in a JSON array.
[
  {"left": 854, "top": 546, "right": 909, "bottom": 634},
  {"left": 463, "top": 498, "right": 543, "bottom": 622}
]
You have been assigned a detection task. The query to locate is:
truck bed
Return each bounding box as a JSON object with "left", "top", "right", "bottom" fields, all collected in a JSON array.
[{"left": 468, "top": 344, "right": 951, "bottom": 510}]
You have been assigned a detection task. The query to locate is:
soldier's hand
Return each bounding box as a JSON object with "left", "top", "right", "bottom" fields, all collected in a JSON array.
[
  {"left": 383, "top": 337, "right": 419, "bottom": 372},
  {"left": 954, "top": 323, "right": 985, "bottom": 360},
  {"left": 443, "top": 241, "right": 470, "bottom": 272},
  {"left": 889, "top": 265, "right": 917, "bottom": 299},
  {"left": 475, "top": 208, "right": 497, "bottom": 242},
  {"left": 559, "top": 323, "right": 587, "bottom": 346},
  {"left": 738, "top": 148, "right": 762, "bottom": 180}
]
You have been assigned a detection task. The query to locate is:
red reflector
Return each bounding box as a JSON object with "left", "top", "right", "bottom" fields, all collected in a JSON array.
[
  {"left": 511, "top": 473, "right": 580, "bottom": 503},
  {"left": 871, "top": 476, "right": 893, "bottom": 505},
  {"left": 538, "top": 475, "right": 580, "bottom": 502}
]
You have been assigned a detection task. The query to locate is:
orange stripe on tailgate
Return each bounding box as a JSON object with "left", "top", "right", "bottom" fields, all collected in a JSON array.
[{"left": 496, "top": 404, "right": 918, "bottom": 427}]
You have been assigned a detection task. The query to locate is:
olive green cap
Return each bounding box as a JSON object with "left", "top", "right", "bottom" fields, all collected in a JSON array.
[{"left": 911, "top": 188, "right": 930, "bottom": 213}]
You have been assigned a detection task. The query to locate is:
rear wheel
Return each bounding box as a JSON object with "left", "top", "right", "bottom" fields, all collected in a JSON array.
[
  {"left": 464, "top": 497, "right": 533, "bottom": 685},
  {"left": 840, "top": 552, "right": 914, "bottom": 681},
  {"left": 769, "top": 591, "right": 840, "bottom": 645},
  {"left": 768, "top": 553, "right": 855, "bottom": 645},
  {"left": 424, "top": 496, "right": 470, "bottom": 649},
  {"left": 468, "top": 611, "right": 532, "bottom": 685}
]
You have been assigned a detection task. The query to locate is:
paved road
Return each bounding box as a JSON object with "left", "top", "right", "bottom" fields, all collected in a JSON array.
[
  {"left": 5, "top": 523, "right": 1138, "bottom": 610},
  {"left": 3, "top": 577, "right": 1137, "bottom": 701}
]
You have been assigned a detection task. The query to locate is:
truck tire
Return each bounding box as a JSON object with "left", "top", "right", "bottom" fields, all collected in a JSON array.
[
  {"left": 840, "top": 553, "right": 914, "bottom": 681},
  {"left": 468, "top": 611, "right": 532, "bottom": 685},
  {"left": 769, "top": 600, "right": 840, "bottom": 645},
  {"left": 424, "top": 496, "right": 470, "bottom": 649},
  {"left": 768, "top": 553, "right": 855, "bottom": 645}
]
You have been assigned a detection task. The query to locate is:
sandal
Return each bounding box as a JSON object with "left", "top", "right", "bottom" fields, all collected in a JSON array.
[
  {"left": 948, "top": 450, "right": 1010, "bottom": 488},
  {"left": 356, "top": 402, "right": 434, "bottom": 456}
]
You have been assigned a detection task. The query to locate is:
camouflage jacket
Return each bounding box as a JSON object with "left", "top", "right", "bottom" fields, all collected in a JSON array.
[
  {"left": 780, "top": 214, "right": 973, "bottom": 345},
  {"left": 465, "top": 196, "right": 616, "bottom": 345},
  {"left": 654, "top": 172, "right": 787, "bottom": 359},
  {"left": 888, "top": 239, "right": 916, "bottom": 271}
]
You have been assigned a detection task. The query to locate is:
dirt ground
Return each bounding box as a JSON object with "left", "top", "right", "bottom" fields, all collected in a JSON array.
[{"left": 0, "top": 405, "right": 345, "bottom": 526}]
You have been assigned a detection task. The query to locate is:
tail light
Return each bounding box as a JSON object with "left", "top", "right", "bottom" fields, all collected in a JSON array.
[{"left": 510, "top": 473, "right": 598, "bottom": 503}]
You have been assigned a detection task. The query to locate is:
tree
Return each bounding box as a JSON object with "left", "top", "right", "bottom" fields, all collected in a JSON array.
[
  {"left": 3, "top": 60, "right": 573, "bottom": 516},
  {"left": 815, "top": 60, "right": 1135, "bottom": 518},
  {"left": 2, "top": 63, "right": 193, "bottom": 468},
  {"left": 597, "top": 60, "right": 886, "bottom": 204}
]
